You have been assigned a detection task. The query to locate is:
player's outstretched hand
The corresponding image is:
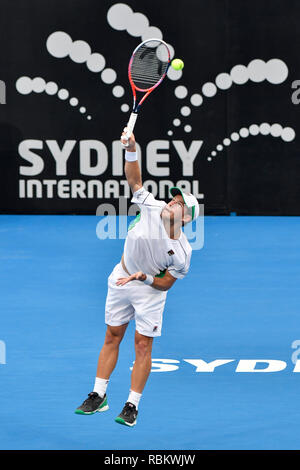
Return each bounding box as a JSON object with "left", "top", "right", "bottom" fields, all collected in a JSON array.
[
  {"left": 116, "top": 271, "right": 146, "bottom": 286},
  {"left": 121, "top": 128, "right": 136, "bottom": 151}
]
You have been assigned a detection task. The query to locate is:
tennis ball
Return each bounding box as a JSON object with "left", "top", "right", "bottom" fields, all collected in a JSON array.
[{"left": 171, "top": 58, "right": 184, "bottom": 71}]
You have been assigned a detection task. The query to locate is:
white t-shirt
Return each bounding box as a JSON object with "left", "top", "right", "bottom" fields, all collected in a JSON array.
[{"left": 123, "top": 187, "right": 192, "bottom": 280}]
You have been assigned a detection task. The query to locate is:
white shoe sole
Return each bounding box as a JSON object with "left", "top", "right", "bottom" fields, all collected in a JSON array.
[
  {"left": 97, "top": 404, "right": 109, "bottom": 412},
  {"left": 115, "top": 417, "right": 137, "bottom": 427}
]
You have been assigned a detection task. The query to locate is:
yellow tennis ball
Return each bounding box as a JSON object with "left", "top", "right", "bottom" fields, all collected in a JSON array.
[{"left": 171, "top": 58, "right": 184, "bottom": 71}]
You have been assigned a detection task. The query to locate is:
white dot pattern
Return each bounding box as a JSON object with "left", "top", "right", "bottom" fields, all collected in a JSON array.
[
  {"left": 171, "top": 58, "right": 289, "bottom": 131},
  {"left": 190, "top": 94, "right": 203, "bottom": 107},
  {"left": 46, "top": 30, "right": 128, "bottom": 106},
  {"left": 175, "top": 86, "right": 188, "bottom": 99},
  {"left": 208, "top": 123, "right": 296, "bottom": 161},
  {"left": 121, "top": 104, "right": 129, "bottom": 112},
  {"left": 180, "top": 106, "right": 191, "bottom": 117},
  {"left": 107, "top": 4, "right": 179, "bottom": 80},
  {"left": 16, "top": 76, "right": 92, "bottom": 120}
]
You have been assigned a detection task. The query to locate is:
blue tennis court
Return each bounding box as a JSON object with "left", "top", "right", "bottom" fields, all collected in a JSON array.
[{"left": 0, "top": 215, "right": 299, "bottom": 450}]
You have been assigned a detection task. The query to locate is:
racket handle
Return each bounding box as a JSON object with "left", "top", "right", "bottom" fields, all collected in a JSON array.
[{"left": 126, "top": 112, "right": 138, "bottom": 139}]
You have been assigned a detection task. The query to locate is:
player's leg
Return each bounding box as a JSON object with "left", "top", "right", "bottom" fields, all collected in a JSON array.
[
  {"left": 115, "top": 330, "right": 153, "bottom": 427},
  {"left": 131, "top": 330, "right": 153, "bottom": 393},
  {"left": 96, "top": 323, "right": 129, "bottom": 379},
  {"left": 75, "top": 262, "right": 134, "bottom": 415},
  {"left": 75, "top": 323, "right": 128, "bottom": 415},
  {"left": 115, "top": 287, "right": 166, "bottom": 426}
]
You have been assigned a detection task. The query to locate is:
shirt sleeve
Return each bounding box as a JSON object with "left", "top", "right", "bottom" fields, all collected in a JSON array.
[
  {"left": 168, "top": 249, "right": 192, "bottom": 280},
  {"left": 131, "top": 186, "right": 166, "bottom": 210}
]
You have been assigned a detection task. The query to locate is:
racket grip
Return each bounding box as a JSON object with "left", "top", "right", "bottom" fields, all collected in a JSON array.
[{"left": 126, "top": 112, "right": 138, "bottom": 139}]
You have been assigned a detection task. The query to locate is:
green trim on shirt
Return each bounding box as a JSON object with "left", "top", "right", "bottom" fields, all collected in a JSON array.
[
  {"left": 155, "top": 269, "right": 166, "bottom": 278},
  {"left": 128, "top": 212, "right": 141, "bottom": 231}
]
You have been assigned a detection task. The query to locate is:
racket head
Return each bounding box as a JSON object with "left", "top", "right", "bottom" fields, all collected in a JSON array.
[{"left": 128, "top": 38, "right": 171, "bottom": 93}]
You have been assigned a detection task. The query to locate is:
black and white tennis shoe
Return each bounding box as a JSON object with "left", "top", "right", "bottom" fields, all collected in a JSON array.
[
  {"left": 75, "top": 392, "right": 109, "bottom": 415},
  {"left": 115, "top": 402, "right": 138, "bottom": 427}
]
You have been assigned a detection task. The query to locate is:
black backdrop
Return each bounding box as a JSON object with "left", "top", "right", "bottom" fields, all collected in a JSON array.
[{"left": 0, "top": 0, "right": 299, "bottom": 215}]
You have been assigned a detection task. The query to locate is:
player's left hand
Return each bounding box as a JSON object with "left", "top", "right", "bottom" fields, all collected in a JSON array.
[{"left": 116, "top": 271, "right": 146, "bottom": 286}]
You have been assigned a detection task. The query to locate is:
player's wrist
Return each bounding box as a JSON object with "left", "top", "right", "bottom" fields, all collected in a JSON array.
[
  {"left": 125, "top": 150, "right": 137, "bottom": 161},
  {"left": 126, "top": 143, "right": 136, "bottom": 151},
  {"left": 143, "top": 274, "right": 154, "bottom": 286}
]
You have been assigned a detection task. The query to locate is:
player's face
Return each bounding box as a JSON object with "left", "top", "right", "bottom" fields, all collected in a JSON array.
[{"left": 161, "top": 195, "right": 186, "bottom": 224}]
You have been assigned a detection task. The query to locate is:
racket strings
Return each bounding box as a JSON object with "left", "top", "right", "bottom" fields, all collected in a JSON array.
[{"left": 130, "top": 43, "right": 169, "bottom": 90}]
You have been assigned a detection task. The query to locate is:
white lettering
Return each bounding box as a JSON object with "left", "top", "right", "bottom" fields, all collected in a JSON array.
[
  {"left": 291, "top": 340, "right": 300, "bottom": 365},
  {"left": 87, "top": 180, "right": 103, "bottom": 198},
  {"left": 19, "top": 140, "right": 44, "bottom": 176},
  {"left": 46, "top": 140, "right": 76, "bottom": 175},
  {"left": 159, "top": 180, "right": 173, "bottom": 198},
  {"left": 71, "top": 180, "right": 86, "bottom": 198},
  {"left": 175, "top": 180, "right": 191, "bottom": 193},
  {"left": 184, "top": 359, "right": 235, "bottom": 372},
  {"left": 0, "top": 340, "right": 6, "bottom": 364},
  {"left": 292, "top": 359, "right": 300, "bottom": 372},
  {"left": 172, "top": 140, "right": 203, "bottom": 176},
  {"left": 120, "top": 180, "right": 130, "bottom": 198},
  {"left": 151, "top": 359, "right": 180, "bottom": 372},
  {"left": 236, "top": 359, "right": 287, "bottom": 372},
  {"left": 27, "top": 179, "right": 42, "bottom": 198},
  {"left": 192, "top": 180, "right": 204, "bottom": 199},
  {"left": 130, "top": 359, "right": 180, "bottom": 373},
  {"left": 96, "top": 212, "right": 117, "bottom": 240},
  {"left": 104, "top": 180, "right": 120, "bottom": 198},
  {"left": 80, "top": 140, "right": 108, "bottom": 176},
  {"left": 146, "top": 140, "right": 169, "bottom": 176},
  {"left": 57, "top": 179, "right": 70, "bottom": 198},
  {"left": 143, "top": 180, "right": 158, "bottom": 196},
  {"left": 19, "top": 180, "right": 25, "bottom": 198},
  {"left": 112, "top": 140, "right": 142, "bottom": 175},
  {"left": 43, "top": 179, "right": 57, "bottom": 198}
]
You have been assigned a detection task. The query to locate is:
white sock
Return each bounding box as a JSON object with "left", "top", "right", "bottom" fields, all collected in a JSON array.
[
  {"left": 93, "top": 377, "right": 109, "bottom": 398},
  {"left": 127, "top": 390, "right": 142, "bottom": 410}
]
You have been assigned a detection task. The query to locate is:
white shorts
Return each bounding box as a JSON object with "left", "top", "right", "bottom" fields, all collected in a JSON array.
[{"left": 105, "top": 263, "right": 167, "bottom": 337}]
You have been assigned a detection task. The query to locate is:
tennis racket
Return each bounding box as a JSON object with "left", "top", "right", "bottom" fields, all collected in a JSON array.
[{"left": 123, "top": 38, "right": 171, "bottom": 145}]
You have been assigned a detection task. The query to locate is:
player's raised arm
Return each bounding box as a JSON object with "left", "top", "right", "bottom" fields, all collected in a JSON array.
[{"left": 121, "top": 131, "right": 142, "bottom": 194}]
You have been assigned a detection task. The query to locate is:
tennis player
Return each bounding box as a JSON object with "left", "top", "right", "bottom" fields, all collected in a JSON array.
[{"left": 75, "top": 131, "right": 199, "bottom": 426}]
